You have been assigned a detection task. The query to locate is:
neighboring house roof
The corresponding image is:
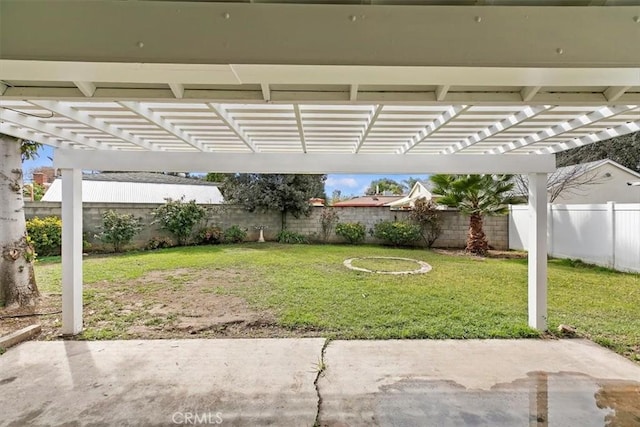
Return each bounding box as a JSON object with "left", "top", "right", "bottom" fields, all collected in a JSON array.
[
  {"left": 42, "top": 173, "right": 223, "bottom": 204},
  {"left": 333, "top": 195, "right": 403, "bottom": 207},
  {"left": 388, "top": 181, "right": 436, "bottom": 208},
  {"left": 83, "top": 172, "right": 219, "bottom": 186},
  {"left": 553, "top": 159, "right": 640, "bottom": 182}
]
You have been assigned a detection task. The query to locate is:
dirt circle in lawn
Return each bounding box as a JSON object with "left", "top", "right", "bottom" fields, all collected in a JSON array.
[{"left": 344, "top": 256, "right": 432, "bottom": 275}]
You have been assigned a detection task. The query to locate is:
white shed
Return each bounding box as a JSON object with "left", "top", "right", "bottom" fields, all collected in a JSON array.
[{"left": 42, "top": 172, "right": 223, "bottom": 204}]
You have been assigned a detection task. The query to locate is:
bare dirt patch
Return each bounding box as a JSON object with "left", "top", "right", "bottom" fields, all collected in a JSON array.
[{"left": 1, "top": 268, "right": 321, "bottom": 342}]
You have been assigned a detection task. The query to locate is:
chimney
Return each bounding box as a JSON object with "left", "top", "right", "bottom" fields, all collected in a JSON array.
[{"left": 33, "top": 173, "right": 45, "bottom": 185}]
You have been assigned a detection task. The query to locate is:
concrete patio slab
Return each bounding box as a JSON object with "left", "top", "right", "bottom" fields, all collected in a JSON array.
[
  {"left": 0, "top": 338, "right": 325, "bottom": 427},
  {"left": 2, "top": 338, "right": 639, "bottom": 426},
  {"left": 319, "top": 339, "right": 640, "bottom": 427}
]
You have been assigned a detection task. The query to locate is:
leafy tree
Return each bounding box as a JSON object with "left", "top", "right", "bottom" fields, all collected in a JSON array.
[
  {"left": 223, "top": 174, "right": 326, "bottom": 231},
  {"left": 204, "top": 173, "right": 229, "bottom": 183},
  {"left": 365, "top": 178, "right": 406, "bottom": 195},
  {"left": 1, "top": 135, "right": 40, "bottom": 307},
  {"left": 430, "top": 174, "right": 520, "bottom": 255},
  {"left": 402, "top": 177, "right": 421, "bottom": 191},
  {"left": 152, "top": 197, "right": 207, "bottom": 245},
  {"left": 557, "top": 132, "right": 640, "bottom": 172},
  {"left": 23, "top": 182, "right": 46, "bottom": 201}
]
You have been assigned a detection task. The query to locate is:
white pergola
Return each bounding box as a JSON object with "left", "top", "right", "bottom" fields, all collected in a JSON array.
[{"left": 1, "top": 0, "right": 639, "bottom": 335}]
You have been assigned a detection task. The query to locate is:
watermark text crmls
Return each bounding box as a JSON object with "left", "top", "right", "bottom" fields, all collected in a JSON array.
[{"left": 172, "top": 411, "right": 224, "bottom": 425}]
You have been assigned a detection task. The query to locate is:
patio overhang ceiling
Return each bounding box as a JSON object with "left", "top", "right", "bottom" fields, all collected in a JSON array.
[{"left": 1, "top": 0, "right": 639, "bottom": 173}]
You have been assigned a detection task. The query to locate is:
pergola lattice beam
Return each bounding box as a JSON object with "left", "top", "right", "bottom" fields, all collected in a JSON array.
[
  {"left": 442, "top": 105, "right": 552, "bottom": 154},
  {"left": 399, "top": 105, "right": 468, "bottom": 154},
  {"left": 293, "top": 104, "right": 307, "bottom": 153},
  {"left": 168, "top": 83, "right": 185, "bottom": 99},
  {"left": 261, "top": 84, "right": 271, "bottom": 102},
  {"left": 604, "top": 86, "right": 631, "bottom": 102},
  {"left": 0, "top": 122, "right": 68, "bottom": 148},
  {"left": 489, "top": 105, "right": 636, "bottom": 154},
  {"left": 30, "top": 100, "right": 156, "bottom": 151},
  {"left": 54, "top": 150, "right": 556, "bottom": 174},
  {"left": 119, "top": 101, "right": 205, "bottom": 152},
  {"left": 0, "top": 107, "right": 109, "bottom": 150},
  {"left": 354, "top": 105, "right": 383, "bottom": 153},
  {"left": 350, "top": 85, "right": 358, "bottom": 101},
  {"left": 435, "top": 85, "right": 449, "bottom": 101},
  {"left": 539, "top": 120, "right": 640, "bottom": 154},
  {"left": 521, "top": 86, "right": 541, "bottom": 102},
  {"left": 73, "top": 81, "right": 96, "bottom": 97},
  {"left": 207, "top": 103, "right": 258, "bottom": 152}
]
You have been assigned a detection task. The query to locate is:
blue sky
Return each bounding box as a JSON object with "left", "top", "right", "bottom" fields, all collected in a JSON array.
[{"left": 23, "top": 145, "right": 427, "bottom": 195}]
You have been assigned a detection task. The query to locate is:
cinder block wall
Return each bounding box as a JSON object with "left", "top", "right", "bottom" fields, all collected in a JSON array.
[{"left": 24, "top": 202, "right": 508, "bottom": 250}]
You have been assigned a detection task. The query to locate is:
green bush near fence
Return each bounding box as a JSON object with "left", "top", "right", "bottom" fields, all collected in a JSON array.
[
  {"left": 26, "top": 216, "right": 62, "bottom": 256},
  {"left": 372, "top": 220, "right": 422, "bottom": 247},
  {"left": 335, "top": 222, "right": 366, "bottom": 244}
]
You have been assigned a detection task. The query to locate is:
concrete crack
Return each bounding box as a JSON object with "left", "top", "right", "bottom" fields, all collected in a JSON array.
[{"left": 313, "top": 338, "right": 330, "bottom": 427}]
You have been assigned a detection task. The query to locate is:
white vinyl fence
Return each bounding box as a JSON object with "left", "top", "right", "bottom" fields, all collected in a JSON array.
[{"left": 510, "top": 203, "right": 640, "bottom": 273}]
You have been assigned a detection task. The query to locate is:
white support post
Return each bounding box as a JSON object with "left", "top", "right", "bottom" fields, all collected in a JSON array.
[
  {"left": 607, "top": 201, "right": 616, "bottom": 269},
  {"left": 61, "top": 168, "right": 83, "bottom": 335},
  {"left": 528, "top": 173, "right": 548, "bottom": 331}
]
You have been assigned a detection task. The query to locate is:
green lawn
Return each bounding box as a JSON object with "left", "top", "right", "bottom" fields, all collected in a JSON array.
[{"left": 35, "top": 244, "right": 640, "bottom": 360}]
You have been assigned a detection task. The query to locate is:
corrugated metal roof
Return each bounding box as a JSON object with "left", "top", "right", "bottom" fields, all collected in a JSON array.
[
  {"left": 42, "top": 179, "right": 223, "bottom": 204},
  {"left": 83, "top": 172, "right": 221, "bottom": 186}
]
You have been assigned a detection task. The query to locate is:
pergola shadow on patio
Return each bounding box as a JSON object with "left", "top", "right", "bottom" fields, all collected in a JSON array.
[{"left": 1, "top": 0, "right": 639, "bottom": 335}]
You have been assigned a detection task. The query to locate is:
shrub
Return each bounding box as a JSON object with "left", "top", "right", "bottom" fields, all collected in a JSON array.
[
  {"left": 372, "top": 220, "right": 422, "bottom": 247},
  {"left": 335, "top": 222, "right": 366, "bottom": 244},
  {"left": 152, "top": 197, "right": 207, "bottom": 245},
  {"left": 223, "top": 225, "right": 247, "bottom": 243},
  {"left": 409, "top": 199, "right": 443, "bottom": 248},
  {"left": 145, "top": 236, "right": 174, "bottom": 251},
  {"left": 276, "top": 230, "right": 308, "bottom": 244},
  {"left": 319, "top": 208, "right": 339, "bottom": 242},
  {"left": 96, "top": 210, "right": 142, "bottom": 252},
  {"left": 26, "top": 216, "right": 62, "bottom": 256},
  {"left": 196, "top": 226, "right": 223, "bottom": 245}
]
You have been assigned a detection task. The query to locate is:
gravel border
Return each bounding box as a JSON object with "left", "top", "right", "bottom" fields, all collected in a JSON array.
[{"left": 343, "top": 257, "right": 432, "bottom": 275}]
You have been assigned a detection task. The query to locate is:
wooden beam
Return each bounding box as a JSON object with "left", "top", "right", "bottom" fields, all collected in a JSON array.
[
  {"left": 53, "top": 150, "right": 556, "bottom": 174},
  {"left": 399, "top": 105, "right": 468, "bottom": 153},
  {"left": 2, "top": 3, "right": 639, "bottom": 67},
  {"left": 520, "top": 86, "right": 541, "bottom": 102},
  {"left": 73, "top": 81, "right": 96, "bottom": 97},
  {"left": 435, "top": 85, "right": 449, "bottom": 101},
  {"left": 354, "top": 105, "right": 383, "bottom": 153},
  {"left": 603, "top": 86, "right": 630, "bottom": 101},
  {"left": 168, "top": 83, "right": 184, "bottom": 99},
  {"left": 293, "top": 104, "right": 306, "bottom": 153}
]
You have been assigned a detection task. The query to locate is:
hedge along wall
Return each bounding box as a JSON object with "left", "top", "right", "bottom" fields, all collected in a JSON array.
[{"left": 24, "top": 202, "right": 508, "bottom": 250}]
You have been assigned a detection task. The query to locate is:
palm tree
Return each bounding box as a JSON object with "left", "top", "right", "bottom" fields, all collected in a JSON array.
[
  {"left": 1, "top": 134, "right": 40, "bottom": 307},
  {"left": 430, "top": 174, "right": 520, "bottom": 255}
]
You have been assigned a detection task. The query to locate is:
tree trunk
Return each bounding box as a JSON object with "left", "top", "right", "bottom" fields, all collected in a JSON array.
[
  {"left": 466, "top": 213, "right": 489, "bottom": 256},
  {"left": 0, "top": 134, "right": 39, "bottom": 308}
]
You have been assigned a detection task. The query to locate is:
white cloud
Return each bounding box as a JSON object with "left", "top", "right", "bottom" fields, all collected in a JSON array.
[{"left": 326, "top": 177, "right": 359, "bottom": 188}]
